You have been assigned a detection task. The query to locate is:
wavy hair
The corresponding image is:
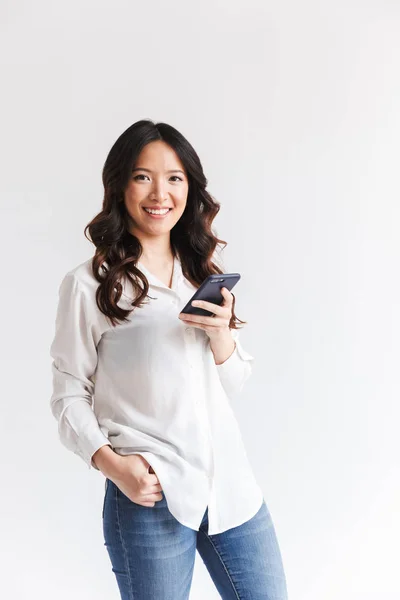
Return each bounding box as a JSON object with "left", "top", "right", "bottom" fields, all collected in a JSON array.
[{"left": 84, "top": 119, "right": 247, "bottom": 330}]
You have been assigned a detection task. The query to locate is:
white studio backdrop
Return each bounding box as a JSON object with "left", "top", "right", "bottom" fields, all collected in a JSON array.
[{"left": 0, "top": 1, "right": 399, "bottom": 599}]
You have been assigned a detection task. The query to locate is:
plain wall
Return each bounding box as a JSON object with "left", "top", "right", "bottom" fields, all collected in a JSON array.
[{"left": 1, "top": 1, "right": 399, "bottom": 598}]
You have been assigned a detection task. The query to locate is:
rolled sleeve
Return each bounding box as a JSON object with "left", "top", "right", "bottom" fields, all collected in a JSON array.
[
  {"left": 49, "top": 272, "right": 112, "bottom": 470},
  {"left": 216, "top": 329, "right": 255, "bottom": 400}
]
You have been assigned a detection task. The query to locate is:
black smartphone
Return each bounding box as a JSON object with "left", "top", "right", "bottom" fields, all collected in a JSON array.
[{"left": 180, "top": 273, "right": 241, "bottom": 317}]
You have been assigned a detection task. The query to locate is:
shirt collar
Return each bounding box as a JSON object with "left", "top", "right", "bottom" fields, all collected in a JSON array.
[{"left": 136, "top": 254, "right": 183, "bottom": 293}]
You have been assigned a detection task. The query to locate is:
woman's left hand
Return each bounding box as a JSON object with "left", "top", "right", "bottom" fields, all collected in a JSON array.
[{"left": 178, "top": 287, "right": 233, "bottom": 340}]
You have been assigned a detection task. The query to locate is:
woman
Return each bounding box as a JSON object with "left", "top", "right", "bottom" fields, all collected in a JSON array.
[{"left": 50, "top": 119, "right": 288, "bottom": 599}]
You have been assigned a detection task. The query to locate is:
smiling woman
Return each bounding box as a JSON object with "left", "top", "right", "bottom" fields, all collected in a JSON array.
[
  {"left": 79, "top": 120, "right": 245, "bottom": 329},
  {"left": 49, "top": 119, "right": 288, "bottom": 600},
  {"left": 125, "top": 144, "right": 189, "bottom": 231}
]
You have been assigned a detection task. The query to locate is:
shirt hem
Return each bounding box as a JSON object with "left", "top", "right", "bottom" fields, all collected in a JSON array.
[
  {"left": 207, "top": 489, "right": 265, "bottom": 535},
  {"left": 164, "top": 505, "right": 202, "bottom": 531}
]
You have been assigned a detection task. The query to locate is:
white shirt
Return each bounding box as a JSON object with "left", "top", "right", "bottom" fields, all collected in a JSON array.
[{"left": 49, "top": 252, "right": 264, "bottom": 534}]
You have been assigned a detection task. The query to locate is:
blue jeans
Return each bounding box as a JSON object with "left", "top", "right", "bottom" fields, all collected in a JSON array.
[{"left": 102, "top": 478, "right": 288, "bottom": 599}]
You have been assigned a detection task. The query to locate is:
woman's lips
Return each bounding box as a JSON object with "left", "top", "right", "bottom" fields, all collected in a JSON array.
[{"left": 142, "top": 207, "right": 173, "bottom": 219}]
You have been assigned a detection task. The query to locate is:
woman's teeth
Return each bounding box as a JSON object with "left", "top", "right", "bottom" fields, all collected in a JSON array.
[{"left": 143, "top": 208, "right": 171, "bottom": 215}]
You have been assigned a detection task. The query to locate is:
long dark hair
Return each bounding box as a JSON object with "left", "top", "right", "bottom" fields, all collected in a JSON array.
[{"left": 84, "top": 119, "right": 247, "bottom": 329}]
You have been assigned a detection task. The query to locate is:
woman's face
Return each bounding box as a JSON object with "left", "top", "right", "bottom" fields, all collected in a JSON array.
[{"left": 124, "top": 140, "right": 189, "bottom": 238}]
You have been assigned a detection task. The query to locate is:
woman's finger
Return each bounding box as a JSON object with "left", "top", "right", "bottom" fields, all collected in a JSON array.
[
  {"left": 179, "top": 318, "right": 228, "bottom": 332},
  {"left": 179, "top": 313, "right": 228, "bottom": 327},
  {"left": 189, "top": 299, "right": 224, "bottom": 316},
  {"left": 220, "top": 287, "right": 234, "bottom": 307}
]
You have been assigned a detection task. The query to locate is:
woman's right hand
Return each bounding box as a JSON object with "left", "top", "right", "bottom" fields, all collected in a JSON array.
[
  {"left": 93, "top": 446, "right": 164, "bottom": 507},
  {"left": 111, "top": 454, "right": 164, "bottom": 507}
]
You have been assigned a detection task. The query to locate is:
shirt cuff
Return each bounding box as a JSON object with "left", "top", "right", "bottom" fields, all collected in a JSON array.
[
  {"left": 218, "top": 338, "right": 255, "bottom": 365},
  {"left": 215, "top": 334, "right": 254, "bottom": 398},
  {"left": 78, "top": 431, "right": 112, "bottom": 470}
]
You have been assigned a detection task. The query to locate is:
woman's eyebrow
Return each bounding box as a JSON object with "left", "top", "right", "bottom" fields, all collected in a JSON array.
[{"left": 132, "top": 167, "right": 185, "bottom": 174}]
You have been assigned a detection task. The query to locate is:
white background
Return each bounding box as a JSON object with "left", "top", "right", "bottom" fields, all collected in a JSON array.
[{"left": 1, "top": 1, "right": 399, "bottom": 598}]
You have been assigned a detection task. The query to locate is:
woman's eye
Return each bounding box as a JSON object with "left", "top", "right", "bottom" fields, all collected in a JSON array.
[{"left": 133, "top": 174, "right": 183, "bottom": 182}]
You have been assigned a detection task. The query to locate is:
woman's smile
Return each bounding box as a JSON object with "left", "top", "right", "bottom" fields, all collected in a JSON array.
[{"left": 142, "top": 207, "right": 173, "bottom": 219}]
